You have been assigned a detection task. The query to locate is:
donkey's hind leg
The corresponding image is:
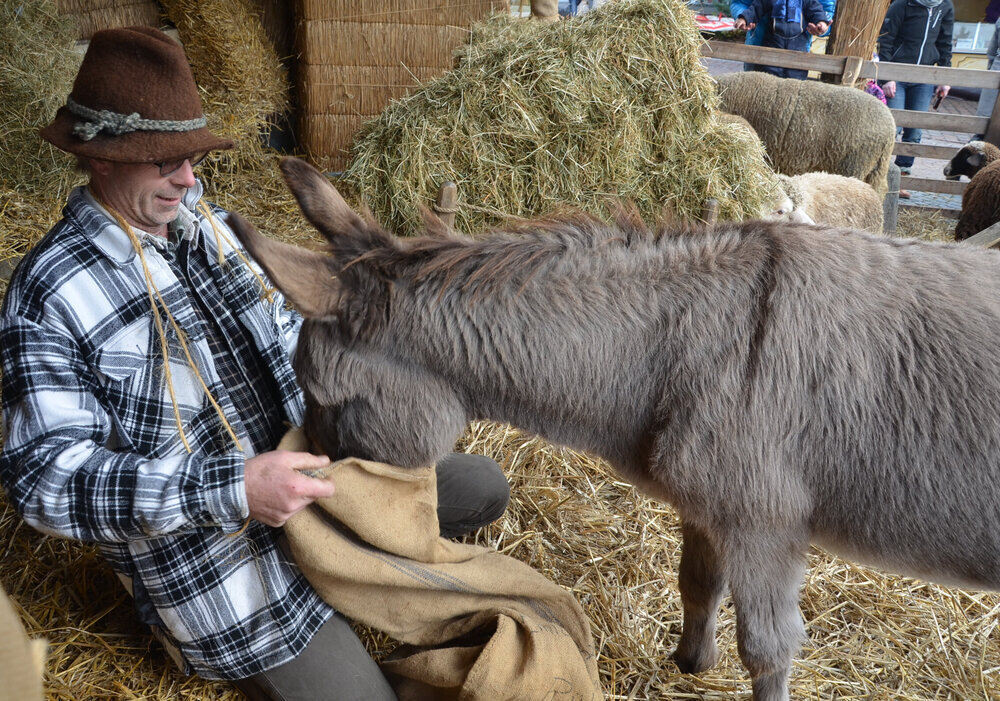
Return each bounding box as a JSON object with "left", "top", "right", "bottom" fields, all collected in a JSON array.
[
  {"left": 725, "top": 530, "right": 807, "bottom": 701},
  {"left": 672, "top": 522, "right": 726, "bottom": 674}
]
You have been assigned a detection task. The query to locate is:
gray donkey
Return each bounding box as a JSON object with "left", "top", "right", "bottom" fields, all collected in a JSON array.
[{"left": 230, "top": 157, "right": 1000, "bottom": 701}]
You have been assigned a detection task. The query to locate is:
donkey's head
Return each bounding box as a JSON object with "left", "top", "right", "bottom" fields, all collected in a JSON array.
[{"left": 228, "top": 157, "right": 469, "bottom": 467}]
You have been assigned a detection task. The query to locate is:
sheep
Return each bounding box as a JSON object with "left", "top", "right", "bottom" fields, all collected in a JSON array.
[
  {"left": 943, "top": 140, "right": 1000, "bottom": 181},
  {"left": 716, "top": 71, "right": 896, "bottom": 196},
  {"left": 763, "top": 172, "right": 885, "bottom": 234},
  {"left": 955, "top": 160, "right": 1000, "bottom": 240}
]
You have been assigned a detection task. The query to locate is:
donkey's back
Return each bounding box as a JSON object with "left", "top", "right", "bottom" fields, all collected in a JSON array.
[{"left": 724, "top": 227, "right": 1000, "bottom": 587}]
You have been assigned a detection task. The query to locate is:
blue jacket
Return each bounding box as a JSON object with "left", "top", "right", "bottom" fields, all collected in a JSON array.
[{"left": 731, "top": 0, "right": 835, "bottom": 48}]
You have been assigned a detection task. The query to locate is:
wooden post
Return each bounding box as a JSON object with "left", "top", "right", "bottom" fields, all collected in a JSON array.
[
  {"left": 840, "top": 56, "right": 864, "bottom": 86},
  {"left": 434, "top": 181, "right": 459, "bottom": 229},
  {"left": 823, "top": 0, "right": 891, "bottom": 81},
  {"left": 701, "top": 199, "right": 719, "bottom": 226}
]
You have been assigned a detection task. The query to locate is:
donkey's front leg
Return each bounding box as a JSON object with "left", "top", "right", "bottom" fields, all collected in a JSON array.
[
  {"left": 672, "top": 522, "right": 726, "bottom": 674},
  {"left": 725, "top": 531, "right": 807, "bottom": 701}
]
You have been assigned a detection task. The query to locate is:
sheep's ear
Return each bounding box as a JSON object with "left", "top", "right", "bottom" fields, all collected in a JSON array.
[
  {"left": 968, "top": 151, "right": 984, "bottom": 169},
  {"left": 227, "top": 212, "right": 341, "bottom": 318}
]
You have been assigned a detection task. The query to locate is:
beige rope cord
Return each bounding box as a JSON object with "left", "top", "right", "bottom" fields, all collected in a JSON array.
[
  {"left": 92, "top": 192, "right": 243, "bottom": 454},
  {"left": 195, "top": 199, "right": 276, "bottom": 304}
]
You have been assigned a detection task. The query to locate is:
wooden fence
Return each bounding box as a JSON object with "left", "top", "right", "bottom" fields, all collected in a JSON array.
[{"left": 702, "top": 40, "right": 1000, "bottom": 201}]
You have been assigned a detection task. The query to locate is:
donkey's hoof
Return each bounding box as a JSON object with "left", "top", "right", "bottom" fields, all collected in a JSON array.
[{"left": 671, "top": 644, "right": 719, "bottom": 674}]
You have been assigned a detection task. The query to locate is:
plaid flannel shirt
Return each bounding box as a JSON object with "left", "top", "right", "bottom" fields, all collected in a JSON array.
[{"left": 0, "top": 183, "right": 333, "bottom": 679}]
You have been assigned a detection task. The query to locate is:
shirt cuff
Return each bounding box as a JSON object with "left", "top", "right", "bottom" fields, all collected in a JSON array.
[{"left": 198, "top": 452, "right": 250, "bottom": 533}]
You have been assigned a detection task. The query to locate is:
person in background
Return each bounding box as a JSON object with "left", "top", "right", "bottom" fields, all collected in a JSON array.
[
  {"left": 733, "top": 0, "right": 832, "bottom": 80},
  {"left": 878, "top": 0, "right": 955, "bottom": 197},
  {"left": 730, "top": 0, "right": 836, "bottom": 75}
]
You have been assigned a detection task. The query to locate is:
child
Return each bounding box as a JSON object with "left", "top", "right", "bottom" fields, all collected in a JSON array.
[{"left": 734, "top": 0, "right": 831, "bottom": 80}]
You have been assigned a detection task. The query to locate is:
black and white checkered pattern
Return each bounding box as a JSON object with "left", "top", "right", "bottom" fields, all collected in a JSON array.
[{"left": 0, "top": 184, "right": 333, "bottom": 680}]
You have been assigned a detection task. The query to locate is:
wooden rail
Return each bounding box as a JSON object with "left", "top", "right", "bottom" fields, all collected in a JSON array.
[{"left": 703, "top": 40, "right": 1000, "bottom": 199}]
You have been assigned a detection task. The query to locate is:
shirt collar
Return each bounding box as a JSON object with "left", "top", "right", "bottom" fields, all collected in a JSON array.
[{"left": 67, "top": 179, "right": 205, "bottom": 266}]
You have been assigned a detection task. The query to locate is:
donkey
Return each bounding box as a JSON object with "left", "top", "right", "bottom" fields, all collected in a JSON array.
[{"left": 230, "top": 157, "right": 1000, "bottom": 701}]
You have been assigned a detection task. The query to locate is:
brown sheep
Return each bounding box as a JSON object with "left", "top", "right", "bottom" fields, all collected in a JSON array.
[{"left": 955, "top": 160, "right": 1000, "bottom": 240}]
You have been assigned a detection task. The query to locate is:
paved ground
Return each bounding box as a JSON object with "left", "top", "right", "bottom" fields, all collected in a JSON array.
[{"left": 701, "top": 57, "right": 974, "bottom": 211}]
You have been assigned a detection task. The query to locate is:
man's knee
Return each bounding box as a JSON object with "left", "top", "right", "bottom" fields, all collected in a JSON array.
[{"left": 436, "top": 453, "right": 510, "bottom": 536}]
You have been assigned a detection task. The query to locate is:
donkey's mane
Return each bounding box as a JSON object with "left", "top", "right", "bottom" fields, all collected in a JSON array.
[{"left": 345, "top": 205, "right": 723, "bottom": 297}]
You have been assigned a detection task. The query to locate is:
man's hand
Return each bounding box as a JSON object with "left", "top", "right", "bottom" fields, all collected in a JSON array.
[
  {"left": 936, "top": 85, "right": 951, "bottom": 98},
  {"left": 735, "top": 17, "right": 755, "bottom": 31},
  {"left": 806, "top": 21, "right": 829, "bottom": 36},
  {"left": 244, "top": 450, "right": 334, "bottom": 527},
  {"left": 883, "top": 80, "right": 897, "bottom": 99}
]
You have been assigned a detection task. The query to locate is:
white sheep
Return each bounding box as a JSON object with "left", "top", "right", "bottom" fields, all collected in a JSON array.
[
  {"left": 717, "top": 72, "right": 896, "bottom": 196},
  {"left": 763, "top": 172, "right": 884, "bottom": 234}
]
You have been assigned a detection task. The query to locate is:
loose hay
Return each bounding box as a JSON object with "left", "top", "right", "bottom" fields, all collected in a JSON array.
[
  {"left": 342, "top": 0, "right": 779, "bottom": 235},
  {"left": 1, "top": 1, "right": 997, "bottom": 697}
]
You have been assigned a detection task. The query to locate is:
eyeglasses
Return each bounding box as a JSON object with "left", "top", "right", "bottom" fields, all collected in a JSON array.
[{"left": 154, "top": 151, "right": 209, "bottom": 177}]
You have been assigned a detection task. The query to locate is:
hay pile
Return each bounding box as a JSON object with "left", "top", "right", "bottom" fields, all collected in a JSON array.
[{"left": 342, "top": 0, "right": 778, "bottom": 235}]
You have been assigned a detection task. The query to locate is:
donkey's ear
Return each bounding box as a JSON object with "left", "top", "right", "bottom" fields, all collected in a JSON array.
[
  {"left": 279, "top": 157, "right": 368, "bottom": 237},
  {"left": 227, "top": 212, "right": 341, "bottom": 318}
]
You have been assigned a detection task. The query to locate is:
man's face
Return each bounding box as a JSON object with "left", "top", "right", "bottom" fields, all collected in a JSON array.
[{"left": 90, "top": 158, "right": 198, "bottom": 236}]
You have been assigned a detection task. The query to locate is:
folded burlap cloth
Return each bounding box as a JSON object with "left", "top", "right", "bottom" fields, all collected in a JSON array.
[
  {"left": 279, "top": 429, "right": 602, "bottom": 701},
  {"left": 0, "top": 585, "right": 44, "bottom": 701}
]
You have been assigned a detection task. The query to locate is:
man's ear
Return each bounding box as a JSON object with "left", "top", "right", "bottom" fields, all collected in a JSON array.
[{"left": 227, "top": 212, "right": 341, "bottom": 318}]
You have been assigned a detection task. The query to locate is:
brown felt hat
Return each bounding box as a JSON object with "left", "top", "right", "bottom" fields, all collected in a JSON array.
[{"left": 40, "top": 26, "right": 233, "bottom": 163}]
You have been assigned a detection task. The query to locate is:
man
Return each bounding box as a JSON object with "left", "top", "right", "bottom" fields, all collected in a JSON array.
[
  {"left": 878, "top": 0, "right": 955, "bottom": 198},
  {"left": 0, "top": 27, "right": 510, "bottom": 700}
]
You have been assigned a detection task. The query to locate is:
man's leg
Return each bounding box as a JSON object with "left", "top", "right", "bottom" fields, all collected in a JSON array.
[
  {"left": 435, "top": 453, "right": 510, "bottom": 538},
  {"left": 234, "top": 612, "right": 397, "bottom": 701}
]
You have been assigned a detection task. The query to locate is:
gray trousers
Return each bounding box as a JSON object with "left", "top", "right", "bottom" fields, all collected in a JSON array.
[{"left": 233, "top": 452, "right": 510, "bottom": 701}]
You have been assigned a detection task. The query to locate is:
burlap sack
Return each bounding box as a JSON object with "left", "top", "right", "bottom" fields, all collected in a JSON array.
[{"left": 281, "top": 431, "right": 602, "bottom": 701}]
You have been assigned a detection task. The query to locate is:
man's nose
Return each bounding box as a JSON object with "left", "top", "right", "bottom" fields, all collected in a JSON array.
[{"left": 170, "top": 159, "right": 197, "bottom": 189}]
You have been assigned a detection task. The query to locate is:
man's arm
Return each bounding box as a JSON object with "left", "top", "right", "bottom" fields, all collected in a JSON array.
[
  {"left": 877, "top": 0, "right": 903, "bottom": 63},
  {"left": 0, "top": 314, "right": 251, "bottom": 542},
  {"left": 935, "top": 4, "right": 954, "bottom": 68},
  {"left": 1, "top": 315, "right": 333, "bottom": 539}
]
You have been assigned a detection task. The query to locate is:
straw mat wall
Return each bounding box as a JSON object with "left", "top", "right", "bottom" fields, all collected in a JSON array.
[{"left": 297, "top": 1, "right": 507, "bottom": 171}]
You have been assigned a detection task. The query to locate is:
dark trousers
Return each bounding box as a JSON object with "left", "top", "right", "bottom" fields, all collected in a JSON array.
[{"left": 234, "top": 452, "right": 509, "bottom": 701}]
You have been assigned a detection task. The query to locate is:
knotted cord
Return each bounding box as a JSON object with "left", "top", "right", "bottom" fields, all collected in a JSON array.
[{"left": 67, "top": 97, "right": 207, "bottom": 142}]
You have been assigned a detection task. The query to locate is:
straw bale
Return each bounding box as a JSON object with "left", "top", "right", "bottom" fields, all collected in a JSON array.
[
  {"left": 342, "top": 0, "right": 780, "bottom": 235},
  {"left": 0, "top": 0, "right": 82, "bottom": 196},
  {"left": 299, "top": 65, "right": 444, "bottom": 115},
  {"left": 299, "top": 21, "right": 471, "bottom": 67},
  {"left": 57, "top": 0, "right": 161, "bottom": 39},
  {"left": 298, "top": 0, "right": 505, "bottom": 26},
  {"left": 301, "top": 115, "right": 369, "bottom": 171}
]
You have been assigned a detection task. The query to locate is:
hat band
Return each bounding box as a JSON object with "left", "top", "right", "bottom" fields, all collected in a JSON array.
[{"left": 66, "top": 96, "right": 208, "bottom": 142}]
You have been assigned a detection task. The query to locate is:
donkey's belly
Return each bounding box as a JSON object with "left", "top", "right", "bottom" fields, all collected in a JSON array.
[{"left": 811, "top": 523, "right": 1000, "bottom": 591}]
